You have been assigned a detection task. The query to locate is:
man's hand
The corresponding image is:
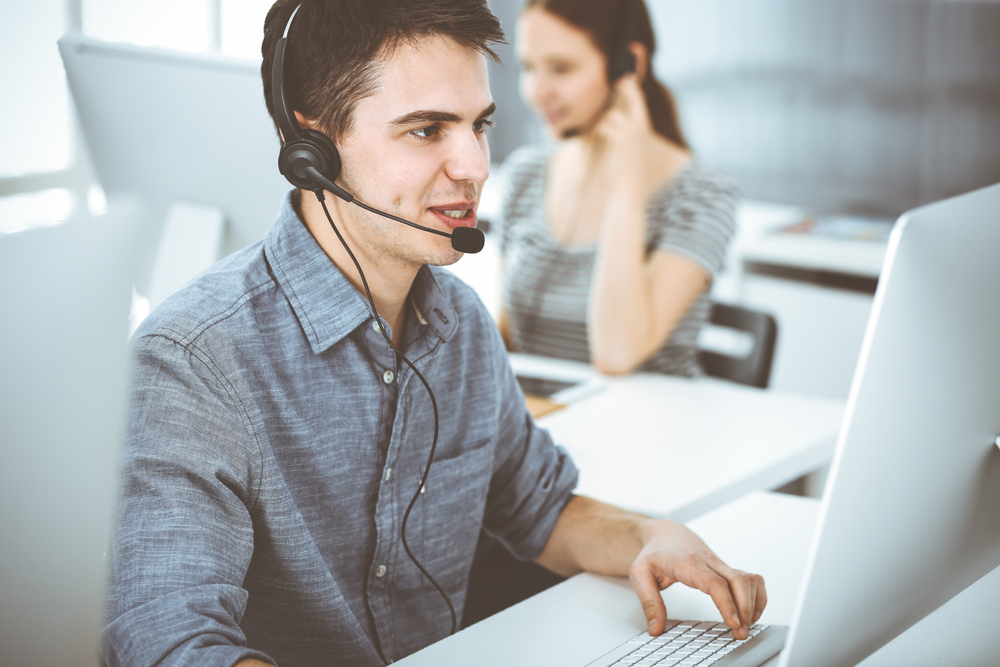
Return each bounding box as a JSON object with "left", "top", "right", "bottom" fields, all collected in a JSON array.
[
  {"left": 536, "top": 496, "right": 766, "bottom": 641},
  {"left": 629, "top": 519, "right": 766, "bottom": 640}
]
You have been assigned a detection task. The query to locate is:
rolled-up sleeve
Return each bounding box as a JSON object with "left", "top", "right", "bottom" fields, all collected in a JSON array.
[
  {"left": 102, "top": 334, "right": 273, "bottom": 667},
  {"left": 479, "top": 327, "right": 579, "bottom": 561}
]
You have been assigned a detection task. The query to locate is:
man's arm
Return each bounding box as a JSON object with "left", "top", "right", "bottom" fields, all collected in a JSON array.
[{"left": 535, "top": 495, "right": 766, "bottom": 640}]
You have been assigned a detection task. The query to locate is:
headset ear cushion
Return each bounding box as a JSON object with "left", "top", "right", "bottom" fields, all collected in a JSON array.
[
  {"left": 277, "top": 129, "right": 342, "bottom": 191},
  {"left": 302, "top": 128, "right": 341, "bottom": 181}
]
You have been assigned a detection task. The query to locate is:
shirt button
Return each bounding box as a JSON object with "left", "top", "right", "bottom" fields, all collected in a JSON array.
[
  {"left": 383, "top": 369, "right": 394, "bottom": 384},
  {"left": 372, "top": 319, "right": 382, "bottom": 333},
  {"left": 375, "top": 564, "right": 387, "bottom": 578},
  {"left": 384, "top": 467, "right": 392, "bottom": 481}
]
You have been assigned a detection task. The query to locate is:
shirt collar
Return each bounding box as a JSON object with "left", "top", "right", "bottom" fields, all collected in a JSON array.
[{"left": 264, "top": 192, "right": 458, "bottom": 354}]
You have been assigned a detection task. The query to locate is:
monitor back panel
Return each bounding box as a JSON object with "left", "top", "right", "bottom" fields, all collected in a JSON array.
[{"left": 59, "top": 34, "right": 289, "bottom": 259}]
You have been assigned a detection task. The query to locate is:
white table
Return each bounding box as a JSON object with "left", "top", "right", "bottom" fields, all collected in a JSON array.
[
  {"left": 396, "top": 491, "right": 819, "bottom": 667},
  {"left": 513, "top": 354, "right": 845, "bottom": 522},
  {"left": 397, "top": 491, "right": 1000, "bottom": 666}
]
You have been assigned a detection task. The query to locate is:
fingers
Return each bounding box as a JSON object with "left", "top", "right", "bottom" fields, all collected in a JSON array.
[
  {"left": 719, "top": 566, "right": 757, "bottom": 632},
  {"left": 628, "top": 562, "right": 673, "bottom": 636},
  {"left": 615, "top": 75, "right": 647, "bottom": 117},
  {"left": 601, "top": 74, "right": 648, "bottom": 136},
  {"left": 689, "top": 562, "right": 766, "bottom": 640},
  {"left": 696, "top": 570, "right": 743, "bottom": 637},
  {"left": 751, "top": 574, "right": 767, "bottom": 623},
  {"left": 714, "top": 567, "right": 767, "bottom": 639}
]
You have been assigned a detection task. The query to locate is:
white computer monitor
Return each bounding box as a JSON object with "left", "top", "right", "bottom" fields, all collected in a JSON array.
[
  {"left": 778, "top": 181, "right": 1000, "bottom": 666},
  {"left": 0, "top": 196, "right": 143, "bottom": 667},
  {"left": 58, "top": 33, "right": 288, "bottom": 270}
]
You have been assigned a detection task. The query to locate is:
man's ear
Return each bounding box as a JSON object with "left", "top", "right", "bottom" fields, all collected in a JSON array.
[
  {"left": 278, "top": 111, "right": 315, "bottom": 142},
  {"left": 294, "top": 110, "right": 316, "bottom": 130}
]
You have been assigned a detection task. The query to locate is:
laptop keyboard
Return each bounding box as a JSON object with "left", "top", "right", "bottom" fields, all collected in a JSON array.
[{"left": 588, "top": 620, "right": 780, "bottom": 667}]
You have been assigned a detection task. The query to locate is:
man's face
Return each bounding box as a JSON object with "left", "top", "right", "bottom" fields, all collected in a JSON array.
[{"left": 334, "top": 35, "right": 494, "bottom": 269}]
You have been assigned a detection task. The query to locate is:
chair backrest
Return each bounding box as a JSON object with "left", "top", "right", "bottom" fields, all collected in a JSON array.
[{"left": 698, "top": 302, "right": 778, "bottom": 389}]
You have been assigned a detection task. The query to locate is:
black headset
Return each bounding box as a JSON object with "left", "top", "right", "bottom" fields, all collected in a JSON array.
[
  {"left": 271, "top": 2, "right": 470, "bottom": 637},
  {"left": 271, "top": 4, "right": 484, "bottom": 254},
  {"left": 608, "top": 0, "right": 638, "bottom": 82},
  {"left": 271, "top": 6, "right": 348, "bottom": 199}
]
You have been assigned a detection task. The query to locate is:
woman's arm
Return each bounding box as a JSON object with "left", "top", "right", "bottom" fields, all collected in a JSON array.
[
  {"left": 586, "top": 76, "right": 711, "bottom": 375},
  {"left": 589, "top": 235, "right": 709, "bottom": 374}
]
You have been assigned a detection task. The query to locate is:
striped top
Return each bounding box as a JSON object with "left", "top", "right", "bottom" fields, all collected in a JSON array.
[{"left": 494, "top": 142, "right": 738, "bottom": 377}]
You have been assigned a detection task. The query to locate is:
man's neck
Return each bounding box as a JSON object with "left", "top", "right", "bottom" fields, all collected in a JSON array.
[{"left": 296, "top": 189, "right": 418, "bottom": 347}]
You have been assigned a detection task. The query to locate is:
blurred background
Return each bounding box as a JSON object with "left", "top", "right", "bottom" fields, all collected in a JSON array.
[
  {"left": 4, "top": 0, "right": 998, "bottom": 231},
  {"left": 2, "top": 0, "right": 998, "bottom": 414}
]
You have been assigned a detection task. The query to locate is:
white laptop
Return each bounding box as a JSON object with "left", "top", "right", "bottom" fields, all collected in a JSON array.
[{"left": 397, "top": 181, "right": 1000, "bottom": 667}]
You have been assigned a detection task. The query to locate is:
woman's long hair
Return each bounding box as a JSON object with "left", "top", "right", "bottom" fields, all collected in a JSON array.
[{"left": 523, "top": 0, "right": 689, "bottom": 149}]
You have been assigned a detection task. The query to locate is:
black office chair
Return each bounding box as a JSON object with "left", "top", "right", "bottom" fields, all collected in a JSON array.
[
  {"left": 462, "top": 531, "right": 566, "bottom": 628},
  {"left": 698, "top": 302, "right": 778, "bottom": 389}
]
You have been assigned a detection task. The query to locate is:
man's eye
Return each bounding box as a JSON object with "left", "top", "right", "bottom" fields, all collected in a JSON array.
[
  {"left": 410, "top": 125, "right": 440, "bottom": 139},
  {"left": 473, "top": 119, "right": 495, "bottom": 134}
]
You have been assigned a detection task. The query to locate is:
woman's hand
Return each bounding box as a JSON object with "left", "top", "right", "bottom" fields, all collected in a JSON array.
[{"left": 593, "top": 74, "right": 658, "bottom": 197}]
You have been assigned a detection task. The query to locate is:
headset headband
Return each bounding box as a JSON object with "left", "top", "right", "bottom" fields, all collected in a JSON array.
[{"left": 272, "top": 4, "right": 303, "bottom": 144}]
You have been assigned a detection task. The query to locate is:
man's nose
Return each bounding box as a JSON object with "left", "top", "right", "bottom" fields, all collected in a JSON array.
[{"left": 445, "top": 130, "right": 490, "bottom": 185}]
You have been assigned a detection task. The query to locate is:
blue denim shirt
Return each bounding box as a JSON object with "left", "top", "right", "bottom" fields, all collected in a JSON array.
[{"left": 102, "top": 193, "right": 579, "bottom": 667}]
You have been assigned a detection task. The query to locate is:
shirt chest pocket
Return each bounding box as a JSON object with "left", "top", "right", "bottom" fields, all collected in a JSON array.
[{"left": 400, "top": 438, "right": 494, "bottom": 593}]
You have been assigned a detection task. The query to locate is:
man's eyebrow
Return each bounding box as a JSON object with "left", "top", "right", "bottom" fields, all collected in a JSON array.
[{"left": 391, "top": 102, "right": 497, "bottom": 127}]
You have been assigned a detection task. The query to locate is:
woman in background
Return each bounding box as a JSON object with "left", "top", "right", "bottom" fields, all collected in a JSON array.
[{"left": 495, "top": 0, "right": 738, "bottom": 376}]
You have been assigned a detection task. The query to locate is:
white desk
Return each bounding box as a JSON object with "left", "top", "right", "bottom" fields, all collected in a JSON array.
[
  {"left": 514, "top": 354, "right": 845, "bottom": 522},
  {"left": 396, "top": 491, "right": 819, "bottom": 667},
  {"left": 397, "top": 491, "right": 1000, "bottom": 666}
]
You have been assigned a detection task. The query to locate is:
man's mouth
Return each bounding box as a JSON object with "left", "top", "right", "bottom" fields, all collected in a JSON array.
[{"left": 429, "top": 206, "right": 478, "bottom": 229}]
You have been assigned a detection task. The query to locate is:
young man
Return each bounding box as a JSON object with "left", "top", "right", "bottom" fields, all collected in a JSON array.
[{"left": 101, "top": 1, "right": 765, "bottom": 666}]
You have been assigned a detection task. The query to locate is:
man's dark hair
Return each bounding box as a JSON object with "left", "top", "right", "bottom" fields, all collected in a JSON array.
[{"left": 261, "top": 0, "right": 505, "bottom": 143}]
